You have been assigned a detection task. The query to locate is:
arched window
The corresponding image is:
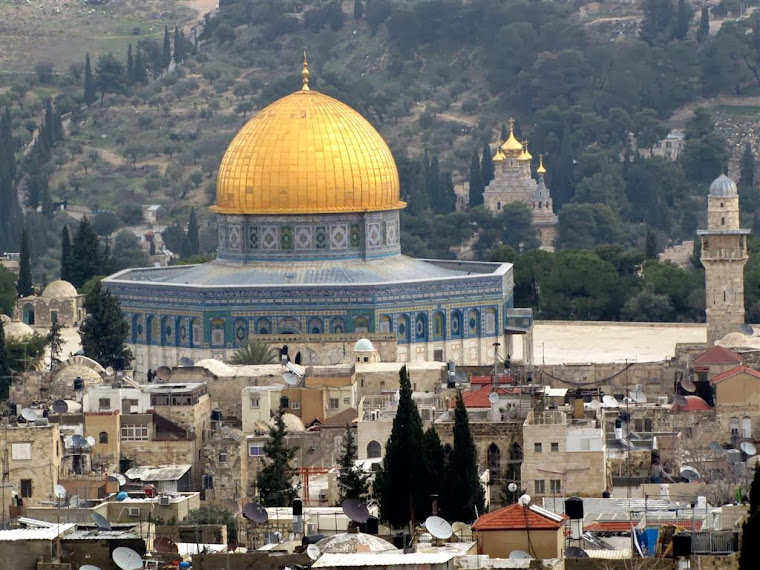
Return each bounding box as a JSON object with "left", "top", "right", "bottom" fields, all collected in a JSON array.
[
  {"left": 721, "top": 217, "right": 726, "bottom": 225},
  {"left": 488, "top": 443, "right": 500, "bottom": 478},
  {"left": 730, "top": 417, "right": 740, "bottom": 435},
  {"left": 367, "top": 441, "right": 381, "bottom": 458},
  {"left": 432, "top": 311, "right": 445, "bottom": 341},
  {"left": 497, "top": 202, "right": 502, "bottom": 210},
  {"left": 210, "top": 318, "right": 225, "bottom": 347},
  {"left": 742, "top": 417, "right": 752, "bottom": 439},
  {"left": 467, "top": 308, "right": 480, "bottom": 336},
  {"left": 450, "top": 310, "right": 463, "bottom": 339},
  {"left": 397, "top": 315, "right": 410, "bottom": 344},
  {"left": 99, "top": 431, "right": 109, "bottom": 444},
  {"left": 415, "top": 312, "right": 427, "bottom": 341}
]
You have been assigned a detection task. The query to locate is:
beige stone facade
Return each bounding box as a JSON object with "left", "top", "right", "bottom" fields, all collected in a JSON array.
[
  {"left": 84, "top": 412, "right": 121, "bottom": 468},
  {"left": 2, "top": 423, "right": 62, "bottom": 510},
  {"left": 16, "top": 280, "right": 84, "bottom": 327},
  {"left": 201, "top": 429, "right": 248, "bottom": 501},
  {"left": 475, "top": 527, "right": 564, "bottom": 559}
]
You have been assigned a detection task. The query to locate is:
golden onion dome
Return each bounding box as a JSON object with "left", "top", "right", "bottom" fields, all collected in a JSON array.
[
  {"left": 500, "top": 118, "right": 523, "bottom": 154},
  {"left": 537, "top": 154, "right": 546, "bottom": 175},
  {"left": 214, "top": 61, "right": 403, "bottom": 215},
  {"left": 493, "top": 148, "right": 506, "bottom": 162},
  {"left": 518, "top": 141, "right": 533, "bottom": 161}
]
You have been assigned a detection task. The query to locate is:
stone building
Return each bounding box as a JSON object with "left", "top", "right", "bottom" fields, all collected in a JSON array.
[
  {"left": 698, "top": 174, "right": 749, "bottom": 344},
  {"left": 471, "top": 503, "right": 566, "bottom": 559},
  {"left": 711, "top": 365, "right": 760, "bottom": 442},
  {"left": 2, "top": 422, "right": 62, "bottom": 509},
  {"left": 201, "top": 427, "right": 249, "bottom": 501},
  {"left": 16, "top": 279, "right": 84, "bottom": 327},
  {"left": 483, "top": 121, "right": 558, "bottom": 250}
]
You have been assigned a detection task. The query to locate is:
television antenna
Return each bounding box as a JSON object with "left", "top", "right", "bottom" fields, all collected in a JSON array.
[
  {"left": 92, "top": 512, "right": 112, "bottom": 531},
  {"left": 69, "top": 495, "right": 80, "bottom": 508},
  {"left": 709, "top": 441, "right": 725, "bottom": 456},
  {"left": 282, "top": 372, "right": 300, "bottom": 387},
  {"left": 342, "top": 499, "right": 371, "bottom": 523},
  {"left": 680, "top": 378, "right": 696, "bottom": 393},
  {"left": 242, "top": 502, "right": 268, "bottom": 523},
  {"left": 565, "top": 546, "right": 589, "bottom": 558},
  {"left": 680, "top": 465, "right": 701, "bottom": 482},
  {"left": 602, "top": 395, "right": 619, "bottom": 408},
  {"left": 509, "top": 550, "right": 532, "bottom": 559},
  {"left": 86, "top": 436, "right": 96, "bottom": 447},
  {"left": 507, "top": 482, "right": 518, "bottom": 492},
  {"left": 517, "top": 494, "right": 531, "bottom": 507},
  {"left": 20, "top": 408, "right": 37, "bottom": 423},
  {"left": 425, "top": 516, "right": 453, "bottom": 540},
  {"left": 487, "top": 391, "right": 499, "bottom": 404}
]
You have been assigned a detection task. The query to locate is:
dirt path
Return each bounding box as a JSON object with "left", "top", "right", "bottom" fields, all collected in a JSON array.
[{"left": 181, "top": 0, "right": 219, "bottom": 24}]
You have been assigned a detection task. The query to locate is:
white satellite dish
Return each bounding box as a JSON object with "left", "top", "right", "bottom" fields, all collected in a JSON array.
[
  {"left": 602, "top": 395, "right": 619, "bottom": 408},
  {"left": 588, "top": 399, "right": 602, "bottom": 410},
  {"left": 54, "top": 484, "right": 67, "bottom": 499},
  {"left": 86, "top": 435, "right": 96, "bottom": 447},
  {"left": 425, "top": 515, "right": 453, "bottom": 540},
  {"left": 20, "top": 408, "right": 37, "bottom": 422},
  {"left": 282, "top": 372, "right": 300, "bottom": 386},
  {"left": 507, "top": 482, "right": 518, "bottom": 492},
  {"left": 70, "top": 495, "right": 80, "bottom": 508},
  {"left": 487, "top": 391, "right": 499, "bottom": 404},
  {"left": 105, "top": 366, "right": 114, "bottom": 377},
  {"left": 112, "top": 547, "right": 144, "bottom": 570},
  {"left": 518, "top": 494, "right": 531, "bottom": 507},
  {"left": 629, "top": 389, "right": 647, "bottom": 404},
  {"left": 680, "top": 465, "right": 701, "bottom": 482},
  {"left": 306, "top": 544, "right": 321, "bottom": 560},
  {"left": 509, "top": 550, "right": 532, "bottom": 559},
  {"left": 741, "top": 442, "right": 757, "bottom": 456}
]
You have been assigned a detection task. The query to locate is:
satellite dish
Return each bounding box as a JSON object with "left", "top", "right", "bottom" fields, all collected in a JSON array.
[
  {"left": 509, "top": 550, "right": 532, "bottom": 559},
  {"left": 86, "top": 435, "right": 96, "bottom": 447},
  {"left": 221, "top": 499, "right": 242, "bottom": 515},
  {"left": 629, "top": 390, "right": 647, "bottom": 404},
  {"left": 20, "top": 408, "right": 37, "bottom": 422},
  {"left": 72, "top": 434, "right": 88, "bottom": 447},
  {"left": 425, "top": 516, "right": 453, "bottom": 540},
  {"left": 112, "top": 547, "right": 144, "bottom": 570},
  {"left": 507, "top": 482, "right": 518, "bottom": 493},
  {"left": 306, "top": 544, "right": 321, "bottom": 560},
  {"left": 105, "top": 366, "right": 114, "bottom": 377},
  {"left": 673, "top": 394, "right": 688, "bottom": 407},
  {"left": 52, "top": 400, "right": 68, "bottom": 414},
  {"left": 179, "top": 357, "right": 195, "bottom": 367},
  {"left": 709, "top": 441, "right": 725, "bottom": 456},
  {"left": 680, "top": 465, "right": 701, "bottom": 482},
  {"left": 70, "top": 495, "right": 80, "bottom": 508},
  {"left": 54, "top": 484, "right": 67, "bottom": 499},
  {"left": 242, "top": 502, "right": 268, "bottom": 523},
  {"left": 680, "top": 379, "right": 696, "bottom": 393},
  {"left": 518, "top": 494, "right": 531, "bottom": 507},
  {"left": 747, "top": 455, "right": 760, "bottom": 468},
  {"left": 488, "top": 391, "right": 499, "bottom": 404},
  {"left": 92, "top": 512, "right": 112, "bottom": 531},
  {"left": 602, "top": 395, "right": 619, "bottom": 408},
  {"left": 80, "top": 566, "right": 101, "bottom": 570},
  {"left": 156, "top": 366, "right": 172, "bottom": 381},
  {"left": 282, "top": 372, "right": 300, "bottom": 387},
  {"left": 154, "top": 537, "right": 179, "bottom": 553},
  {"left": 342, "top": 499, "right": 371, "bottom": 523},
  {"left": 108, "top": 473, "right": 127, "bottom": 486},
  {"left": 741, "top": 442, "right": 757, "bottom": 456},
  {"left": 565, "top": 547, "right": 589, "bottom": 558}
]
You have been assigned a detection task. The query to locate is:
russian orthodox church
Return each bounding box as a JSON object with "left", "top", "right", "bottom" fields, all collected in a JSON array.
[{"left": 483, "top": 120, "right": 558, "bottom": 250}]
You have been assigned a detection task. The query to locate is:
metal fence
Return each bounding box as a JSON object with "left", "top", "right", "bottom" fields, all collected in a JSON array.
[{"left": 690, "top": 530, "right": 738, "bottom": 554}]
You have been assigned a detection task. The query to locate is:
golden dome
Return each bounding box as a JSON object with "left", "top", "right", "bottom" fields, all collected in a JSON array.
[
  {"left": 537, "top": 154, "right": 546, "bottom": 174},
  {"left": 518, "top": 141, "right": 532, "bottom": 161},
  {"left": 500, "top": 118, "right": 523, "bottom": 154},
  {"left": 214, "top": 73, "right": 403, "bottom": 215},
  {"left": 493, "top": 148, "right": 506, "bottom": 162}
]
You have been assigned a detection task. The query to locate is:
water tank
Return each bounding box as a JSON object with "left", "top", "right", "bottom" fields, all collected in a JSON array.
[
  {"left": 366, "top": 516, "right": 379, "bottom": 535},
  {"left": 211, "top": 409, "right": 222, "bottom": 421},
  {"left": 292, "top": 498, "right": 303, "bottom": 516},
  {"left": 672, "top": 533, "right": 692, "bottom": 558},
  {"left": 392, "top": 531, "right": 405, "bottom": 549},
  {"left": 565, "top": 496, "right": 584, "bottom": 520}
]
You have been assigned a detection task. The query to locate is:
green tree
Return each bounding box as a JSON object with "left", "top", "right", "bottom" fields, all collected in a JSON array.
[
  {"left": 481, "top": 143, "right": 495, "bottom": 186},
  {"left": 697, "top": 7, "right": 710, "bottom": 43},
  {"left": 187, "top": 207, "right": 200, "bottom": 255},
  {"left": 133, "top": 48, "right": 148, "bottom": 84},
  {"left": 227, "top": 339, "right": 278, "bottom": 365},
  {"left": 741, "top": 143, "right": 755, "bottom": 189},
  {"left": 646, "top": 227, "right": 658, "bottom": 259},
  {"left": 552, "top": 122, "right": 575, "bottom": 207},
  {"left": 336, "top": 427, "right": 370, "bottom": 502},
  {"left": 0, "top": 108, "right": 23, "bottom": 253},
  {"left": 674, "top": 0, "right": 692, "bottom": 40},
  {"left": 47, "top": 317, "right": 63, "bottom": 369},
  {"left": 126, "top": 43, "right": 134, "bottom": 85},
  {"left": 110, "top": 231, "right": 149, "bottom": 272},
  {"left": 354, "top": 0, "right": 363, "bottom": 20},
  {"left": 60, "top": 226, "right": 72, "bottom": 282},
  {"left": 92, "top": 211, "right": 120, "bottom": 237},
  {"left": 173, "top": 27, "right": 185, "bottom": 65},
  {"left": 162, "top": 224, "right": 192, "bottom": 258},
  {"left": 377, "top": 365, "right": 426, "bottom": 528},
  {"left": 640, "top": 0, "right": 675, "bottom": 46},
  {"left": 71, "top": 218, "right": 101, "bottom": 289},
  {"left": 162, "top": 25, "right": 171, "bottom": 70},
  {"left": 187, "top": 505, "right": 237, "bottom": 543},
  {"left": 501, "top": 202, "right": 538, "bottom": 251},
  {"left": 256, "top": 411, "right": 299, "bottom": 506},
  {"left": 79, "top": 281, "right": 132, "bottom": 368},
  {"left": 621, "top": 284, "right": 674, "bottom": 321},
  {"left": 95, "top": 53, "right": 126, "bottom": 106},
  {"left": 0, "top": 267, "right": 17, "bottom": 316},
  {"left": 447, "top": 391, "right": 484, "bottom": 522},
  {"left": 741, "top": 466, "right": 760, "bottom": 569},
  {"left": 468, "top": 148, "right": 484, "bottom": 207},
  {"left": 16, "top": 227, "right": 33, "bottom": 297},
  {"left": 83, "top": 53, "right": 97, "bottom": 106},
  {"left": 422, "top": 426, "right": 446, "bottom": 514},
  {"left": 0, "top": 320, "right": 12, "bottom": 399}
]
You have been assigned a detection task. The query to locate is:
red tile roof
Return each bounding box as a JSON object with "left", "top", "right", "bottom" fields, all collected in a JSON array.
[
  {"left": 472, "top": 504, "right": 566, "bottom": 531},
  {"left": 711, "top": 365, "right": 760, "bottom": 385},
  {"left": 693, "top": 346, "right": 742, "bottom": 366},
  {"left": 320, "top": 408, "right": 358, "bottom": 428},
  {"left": 450, "top": 386, "right": 516, "bottom": 409}
]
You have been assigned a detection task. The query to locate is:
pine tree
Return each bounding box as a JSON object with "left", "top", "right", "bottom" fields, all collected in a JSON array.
[
  {"left": 674, "top": 0, "right": 691, "bottom": 40},
  {"left": 741, "top": 143, "right": 755, "bottom": 189},
  {"left": 0, "top": 320, "right": 12, "bottom": 400},
  {"left": 134, "top": 49, "right": 148, "bottom": 84},
  {"left": 17, "top": 227, "right": 32, "bottom": 297},
  {"left": 481, "top": 143, "right": 495, "bottom": 186},
  {"left": 173, "top": 27, "right": 185, "bottom": 64},
  {"left": 256, "top": 411, "right": 299, "bottom": 506},
  {"left": 377, "top": 365, "right": 427, "bottom": 528},
  {"left": 162, "top": 25, "right": 171, "bottom": 71},
  {"left": 697, "top": 7, "right": 710, "bottom": 43},
  {"left": 60, "top": 226, "right": 72, "bottom": 282},
  {"left": 84, "top": 53, "right": 97, "bottom": 106},
  {"left": 71, "top": 218, "right": 101, "bottom": 289},
  {"left": 187, "top": 207, "right": 200, "bottom": 256},
  {"left": 78, "top": 281, "right": 132, "bottom": 368},
  {"left": 645, "top": 227, "right": 658, "bottom": 260},
  {"left": 469, "top": 149, "right": 484, "bottom": 207},
  {"left": 354, "top": 0, "right": 363, "bottom": 20},
  {"left": 47, "top": 317, "right": 63, "bottom": 369},
  {"left": 336, "top": 427, "right": 370, "bottom": 502},
  {"left": 447, "top": 391, "right": 485, "bottom": 522},
  {"left": 126, "top": 44, "right": 134, "bottom": 85}
]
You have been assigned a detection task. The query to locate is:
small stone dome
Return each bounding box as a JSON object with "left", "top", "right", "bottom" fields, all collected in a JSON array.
[
  {"left": 353, "top": 338, "right": 375, "bottom": 352},
  {"left": 270, "top": 412, "right": 305, "bottom": 433},
  {"left": 42, "top": 280, "right": 78, "bottom": 299},
  {"left": 316, "top": 533, "right": 396, "bottom": 553},
  {"left": 5, "top": 321, "right": 34, "bottom": 338},
  {"left": 709, "top": 174, "right": 737, "bottom": 197}
]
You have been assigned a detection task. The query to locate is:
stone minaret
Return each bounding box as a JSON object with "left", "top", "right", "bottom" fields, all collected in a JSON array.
[{"left": 698, "top": 174, "right": 749, "bottom": 344}]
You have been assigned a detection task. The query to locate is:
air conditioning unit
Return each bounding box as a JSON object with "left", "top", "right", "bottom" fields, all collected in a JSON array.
[
  {"left": 159, "top": 496, "right": 171, "bottom": 506},
  {"left": 127, "top": 507, "right": 140, "bottom": 517},
  {"left": 657, "top": 396, "right": 668, "bottom": 406}
]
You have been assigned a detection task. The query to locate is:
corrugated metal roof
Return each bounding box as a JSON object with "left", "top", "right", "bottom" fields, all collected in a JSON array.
[
  {"left": 312, "top": 551, "right": 455, "bottom": 568},
  {"left": 0, "top": 524, "right": 76, "bottom": 541},
  {"left": 64, "top": 530, "right": 143, "bottom": 541},
  {"left": 125, "top": 464, "right": 192, "bottom": 482}
]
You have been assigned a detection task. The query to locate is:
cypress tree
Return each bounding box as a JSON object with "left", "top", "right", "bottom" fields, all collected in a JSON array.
[
  {"left": 71, "top": 218, "right": 101, "bottom": 289},
  {"left": 354, "top": 0, "right": 363, "bottom": 20},
  {"left": 377, "top": 365, "right": 426, "bottom": 528},
  {"left": 173, "top": 27, "right": 184, "bottom": 64},
  {"left": 0, "top": 108, "right": 22, "bottom": 253},
  {"left": 336, "top": 427, "right": 370, "bottom": 502},
  {"left": 256, "top": 411, "right": 299, "bottom": 506},
  {"left": 84, "top": 53, "right": 97, "bottom": 106},
  {"left": 645, "top": 227, "right": 658, "bottom": 260},
  {"left": 741, "top": 466, "right": 760, "bottom": 569},
  {"left": 741, "top": 143, "right": 755, "bottom": 189},
  {"left": 52, "top": 106, "right": 64, "bottom": 143},
  {"left": 126, "top": 44, "right": 134, "bottom": 85},
  {"left": 697, "top": 7, "right": 709, "bottom": 43},
  {"left": 79, "top": 281, "right": 132, "bottom": 368},
  {"left": 60, "top": 226, "right": 72, "bottom": 282},
  {"left": 42, "top": 99, "right": 54, "bottom": 149},
  {"left": 16, "top": 227, "right": 33, "bottom": 297},
  {"left": 447, "top": 391, "right": 485, "bottom": 522},
  {"left": 422, "top": 426, "right": 446, "bottom": 516},
  {"left": 674, "top": 0, "right": 691, "bottom": 41},
  {"left": 134, "top": 48, "right": 147, "bottom": 84},
  {"left": 0, "top": 320, "right": 11, "bottom": 400},
  {"left": 469, "top": 148, "right": 484, "bottom": 207},
  {"left": 553, "top": 122, "right": 575, "bottom": 207},
  {"left": 427, "top": 155, "right": 441, "bottom": 212},
  {"left": 162, "top": 25, "right": 171, "bottom": 71},
  {"left": 440, "top": 172, "right": 457, "bottom": 213},
  {"left": 187, "top": 207, "right": 200, "bottom": 255},
  {"left": 40, "top": 175, "right": 53, "bottom": 218},
  {"left": 47, "top": 317, "right": 63, "bottom": 369},
  {"left": 481, "top": 142, "right": 495, "bottom": 186}
]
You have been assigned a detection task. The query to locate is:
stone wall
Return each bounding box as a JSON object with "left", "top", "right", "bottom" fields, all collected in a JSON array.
[
  {"left": 202, "top": 431, "right": 248, "bottom": 501},
  {"left": 4, "top": 423, "right": 62, "bottom": 507}
]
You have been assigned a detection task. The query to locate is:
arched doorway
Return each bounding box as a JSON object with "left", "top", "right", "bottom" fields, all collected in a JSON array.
[
  {"left": 22, "top": 303, "right": 35, "bottom": 325},
  {"left": 367, "top": 440, "right": 381, "bottom": 458},
  {"left": 487, "top": 443, "right": 501, "bottom": 479}
]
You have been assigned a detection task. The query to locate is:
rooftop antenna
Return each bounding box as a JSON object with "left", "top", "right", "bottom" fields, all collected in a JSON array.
[
  {"left": 342, "top": 499, "right": 371, "bottom": 523},
  {"left": 92, "top": 512, "right": 112, "bottom": 531},
  {"left": 112, "top": 547, "right": 144, "bottom": 570}
]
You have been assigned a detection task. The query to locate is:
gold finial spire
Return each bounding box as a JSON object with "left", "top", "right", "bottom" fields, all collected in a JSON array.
[
  {"left": 301, "top": 50, "right": 310, "bottom": 91},
  {"left": 518, "top": 140, "right": 532, "bottom": 161},
  {"left": 537, "top": 153, "right": 546, "bottom": 174},
  {"left": 501, "top": 117, "right": 523, "bottom": 153},
  {"left": 508, "top": 117, "right": 515, "bottom": 133}
]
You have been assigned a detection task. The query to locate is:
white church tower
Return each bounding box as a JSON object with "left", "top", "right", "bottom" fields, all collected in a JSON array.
[{"left": 698, "top": 174, "right": 749, "bottom": 344}]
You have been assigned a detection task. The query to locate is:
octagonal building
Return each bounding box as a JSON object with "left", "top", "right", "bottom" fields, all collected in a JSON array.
[{"left": 104, "top": 62, "right": 519, "bottom": 372}]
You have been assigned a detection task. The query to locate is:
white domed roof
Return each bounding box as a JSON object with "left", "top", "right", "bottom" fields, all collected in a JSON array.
[
  {"left": 316, "top": 533, "right": 396, "bottom": 553},
  {"left": 353, "top": 338, "right": 375, "bottom": 352},
  {"left": 4, "top": 321, "right": 34, "bottom": 338},
  {"left": 709, "top": 174, "right": 737, "bottom": 197},
  {"left": 42, "top": 280, "right": 78, "bottom": 299},
  {"left": 269, "top": 412, "right": 305, "bottom": 432}
]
